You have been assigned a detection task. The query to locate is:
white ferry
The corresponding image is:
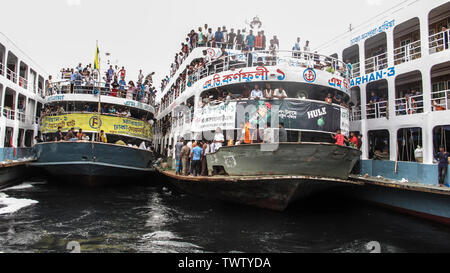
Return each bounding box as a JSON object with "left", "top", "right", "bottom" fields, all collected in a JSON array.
[
  {"left": 0, "top": 31, "right": 47, "bottom": 187},
  {"left": 154, "top": 20, "right": 362, "bottom": 210},
  {"left": 31, "top": 49, "right": 157, "bottom": 186},
  {"left": 316, "top": 0, "right": 450, "bottom": 223}
]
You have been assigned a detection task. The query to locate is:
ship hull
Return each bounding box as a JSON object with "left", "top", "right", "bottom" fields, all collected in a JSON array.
[
  {"left": 160, "top": 170, "right": 362, "bottom": 211},
  {"left": 207, "top": 143, "right": 361, "bottom": 180},
  {"left": 32, "top": 142, "right": 155, "bottom": 186}
]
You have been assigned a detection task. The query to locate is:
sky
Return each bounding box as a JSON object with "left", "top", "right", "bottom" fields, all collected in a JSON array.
[{"left": 0, "top": 0, "right": 407, "bottom": 98}]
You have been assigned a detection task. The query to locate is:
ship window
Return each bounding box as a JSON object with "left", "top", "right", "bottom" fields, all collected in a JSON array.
[
  {"left": 24, "top": 130, "right": 34, "bottom": 148},
  {"left": 433, "top": 126, "right": 450, "bottom": 156},
  {"left": 368, "top": 130, "right": 390, "bottom": 160},
  {"left": 395, "top": 71, "right": 423, "bottom": 116},
  {"left": 4, "top": 127, "right": 13, "bottom": 147},
  {"left": 17, "top": 129, "right": 25, "bottom": 148},
  {"left": 366, "top": 80, "right": 388, "bottom": 120},
  {"left": 397, "top": 128, "right": 423, "bottom": 163}
]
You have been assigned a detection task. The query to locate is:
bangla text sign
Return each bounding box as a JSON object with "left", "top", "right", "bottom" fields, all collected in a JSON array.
[{"left": 42, "top": 113, "right": 152, "bottom": 140}]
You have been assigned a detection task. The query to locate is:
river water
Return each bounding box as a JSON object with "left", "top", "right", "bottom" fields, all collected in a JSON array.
[{"left": 0, "top": 177, "right": 449, "bottom": 253}]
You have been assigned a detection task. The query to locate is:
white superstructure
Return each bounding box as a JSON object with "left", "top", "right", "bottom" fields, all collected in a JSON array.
[
  {"left": 317, "top": 0, "right": 450, "bottom": 185},
  {"left": 0, "top": 32, "right": 47, "bottom": 149}
]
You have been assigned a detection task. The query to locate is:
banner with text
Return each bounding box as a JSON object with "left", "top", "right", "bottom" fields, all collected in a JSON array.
[
  {"left": 236, "top": 100, "right": 345, "bottom": 134},
  {"left": 42, "top": 114, "right": 152, "bottom": 140},
  {"left": 191, "top": 102, "right": 237, "bottom": 132}
]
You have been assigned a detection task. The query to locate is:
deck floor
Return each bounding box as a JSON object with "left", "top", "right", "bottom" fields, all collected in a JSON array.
[{"left": 350, "top": 175, "right": 450, "bottom": 196}]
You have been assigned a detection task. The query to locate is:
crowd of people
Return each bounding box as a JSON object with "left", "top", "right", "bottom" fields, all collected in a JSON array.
[
  {"left": 157, "top": 24, "right": 285, "bottom": 112},
  {"left": 48, "top": 64, "right": 157, "bottom": 105},
  {"left": 46, "top": 126, "right": 154, "bottom": 152},
  {"left": 156, "top": 24, "right": 351, "bottom": 114}
]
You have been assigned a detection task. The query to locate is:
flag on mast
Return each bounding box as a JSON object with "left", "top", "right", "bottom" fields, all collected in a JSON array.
[{"left": 94, "top": 43, "right": 100, "bottom": 70}]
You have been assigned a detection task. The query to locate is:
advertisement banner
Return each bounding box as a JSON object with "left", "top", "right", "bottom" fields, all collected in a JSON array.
[
  {"left": 236, "top": 100, "right": 345, "bottom": 134},
  {"left": 192, "top": 102, "right": 237, "bottom": 132},
  {"left": 42, "top": 113, "right": 152, "bottom": 140}
]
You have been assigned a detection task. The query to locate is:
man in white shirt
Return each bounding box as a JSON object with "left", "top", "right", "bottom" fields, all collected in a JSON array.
[
  {"left": 138, "top": 70, "right": 144, "bottom": 84},
  {"left": 274, "top": 87, "right": 288, "bottom": 99},
  {"left": 212, "top": 128, "right": 225, "bottom": 153},
  {"left": 250, "top": 84, "right": 263, "bottom": 100},
  {"left": 206, "top": 28, "right": 214, "bottom": 47}
]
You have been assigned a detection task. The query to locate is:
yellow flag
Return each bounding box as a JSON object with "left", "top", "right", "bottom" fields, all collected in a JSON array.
[{"left": 94, "top": 45, "right": 100, "bottom": 70}]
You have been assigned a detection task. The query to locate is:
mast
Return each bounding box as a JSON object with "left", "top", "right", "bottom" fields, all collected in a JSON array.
[{"left": 93, "top": 40, "right": 102, "bottom": 143}]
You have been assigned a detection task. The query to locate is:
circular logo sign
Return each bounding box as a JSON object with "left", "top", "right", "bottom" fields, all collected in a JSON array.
[
  {"left": 207, "top": 48, "right": 216, "bottom": 58},
  {"left": 89, "top": 116, "right": 102, "bottom": 129},
  {"left": 303, "top": 68, "right": 316, "bottom": 83}
]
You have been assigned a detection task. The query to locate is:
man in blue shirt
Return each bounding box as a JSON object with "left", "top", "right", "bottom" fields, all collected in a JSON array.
[
  {"left": 70, "top": 70, "right": 77, "bottom": 94},
  {"left": 246, "top": 30, "right": 256, "bottom": 51},
  {"left": 435, "top": 146, "right": 450, "bottom": 187},
  {"left": 214, "top": 27, "right": 223, "bottom": 48},
  {"left": 191, "top": 143, "right": 204, "bottom": 176}
]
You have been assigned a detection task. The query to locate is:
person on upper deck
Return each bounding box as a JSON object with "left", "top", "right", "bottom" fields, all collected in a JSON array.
[
  {"left": 228, "top": 28, "right": 237, "bottom": 49},
  {"left": 263, "top": 84, "right": 274, "bottom": 100},
  {"left": 55, "top": 127, "right": 64, "bottom": 142},
  {"left": 214, "top": 27, "right": 224, "bottom": 48},
  {"left": 246, "top": 30, "right": 256, "bottom": 51},
  {"left": 98, "top": 130, "right": 108, "bottom": 144},
  {"left": 273, "top": 86, "right": 287, "bottom": 100},
  {"left": 250, "top": 84, "right": 263, "bottom": 100},
  {"left": 325, "top": 93, "right": 333, "bottom": 104}
]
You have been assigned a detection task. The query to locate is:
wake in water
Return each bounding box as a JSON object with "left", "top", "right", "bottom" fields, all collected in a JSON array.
[{"left": 0, "top": 183, "right": 39, "bottom": 215}]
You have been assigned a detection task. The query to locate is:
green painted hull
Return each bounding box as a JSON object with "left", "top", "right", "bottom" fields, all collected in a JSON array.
[{"left": 207, "top": 143, "right": 361, "bottom": 180}]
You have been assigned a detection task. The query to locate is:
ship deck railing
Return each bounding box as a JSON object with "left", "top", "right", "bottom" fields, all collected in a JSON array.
[
  {"left": 393, "top": 40, "right": 422, "bottom": 65},
  {"left": 429, "top": 29, "right": 450, "bottom": 54},
  {"left": 431, "top": 89, "right": 450, "bottom": 111},
  {"left": 6, "top": 67, "right": 18, "bottom": 84},
  {"left": 364, "top": 52, "right": 388, "bottom": 75},
  {"left": 350, "top": 106, "right": 362, "bottom": 121},
  {"left": 366, "top": 100, "right": 388, "bottom": 120},
  {"left": 162, "top": 50, "right": 351, "bottom": 111},
  {"left": 47, "top": 80, "right": 155, "bottom": 106},
  {"left": 394, "top": 94, "right": 424, "bottom": 116},
  {"left": 1, "top": 106, "right": 40, "bottom": 125}
]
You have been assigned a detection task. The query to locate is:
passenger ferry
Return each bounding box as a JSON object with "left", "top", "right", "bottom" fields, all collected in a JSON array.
[
  {"left": 31, "top": 52, "right": 156, "bottom": 186},
  {"left": 154, "top": 21, "right": 362, "bottom": 210},
  {"left": 0, "top": 31, "right": 47, "bottom": 187},
  {"left": 316, "top": 0, "right": 450, "bottom": 223}
]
